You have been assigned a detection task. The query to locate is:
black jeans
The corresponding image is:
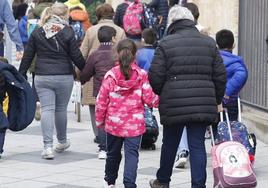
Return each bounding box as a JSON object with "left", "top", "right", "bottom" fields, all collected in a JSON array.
[
  {"left": 0, "top": 128, "right": 6, "bottom": 154},
  {"left": 105, "top": 133, "right": 141, "bottom": 188},
  {"left": 157, "top": 123, "right": 208, "bottom": 188}
]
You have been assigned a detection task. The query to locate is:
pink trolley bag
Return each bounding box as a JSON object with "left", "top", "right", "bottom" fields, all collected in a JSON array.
[{"left": 210, "top": 110, "right": 257, "bottom": 188}]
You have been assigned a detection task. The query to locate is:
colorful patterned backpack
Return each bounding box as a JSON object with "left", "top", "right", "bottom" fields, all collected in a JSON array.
[{"left": 123, "top": 1, "right": 144, "bottom": 35}]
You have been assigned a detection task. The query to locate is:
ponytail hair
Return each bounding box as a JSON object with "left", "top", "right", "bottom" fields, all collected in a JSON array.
[{"left": 117, "top": 39, "right": 137, "bottom": 80}]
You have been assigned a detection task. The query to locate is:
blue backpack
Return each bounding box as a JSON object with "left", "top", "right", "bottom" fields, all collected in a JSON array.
[
  {"left": 0, "top": 62, "right": 36, "bottom": 131},
  {"left": 70, "top": 20, "right": 85, "bottom": 43}
]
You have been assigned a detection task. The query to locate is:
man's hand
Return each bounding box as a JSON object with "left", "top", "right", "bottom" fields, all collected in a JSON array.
[
  {"left": 217, "top": 103, "right": 223, "bottom": 112},
  {"left": 16, "top": 51, "right": 23, "bottom": 61}
]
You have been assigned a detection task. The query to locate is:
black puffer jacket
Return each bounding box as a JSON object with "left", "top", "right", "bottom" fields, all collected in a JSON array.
[
  {"left": 149, "top": 0, "right": 169, "bottom": 27},
  {"left": 19, "top": 26, "right": 85, "bottom": 77},
  {"left": 149, "top": 19, "right": 226, "bottom": 126}
]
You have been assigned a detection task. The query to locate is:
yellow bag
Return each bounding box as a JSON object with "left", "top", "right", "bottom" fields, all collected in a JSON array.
[{"left": 3, "top": 94, "right": 8, "bottom": 115}]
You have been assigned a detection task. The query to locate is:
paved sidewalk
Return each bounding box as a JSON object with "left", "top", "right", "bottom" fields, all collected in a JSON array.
[{"left": 0, "top": 103, "right": 268, "bottom": 188}]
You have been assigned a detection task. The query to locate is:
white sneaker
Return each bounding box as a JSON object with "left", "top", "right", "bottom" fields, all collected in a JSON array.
[
  {"left": 41, "top": 147, "right": 54, "bottom": 159},
  {"left": 103, "top": 179, "right": 115, "bottom": 188},
  {"left": 174, "top": 150, "right": 189, "bottom": 168},
  {"left": 54, "top": 140, "right": 70, "bottom": 153},
  {"left": 98, "top": 150, "right": 107, "bottom": 159}
]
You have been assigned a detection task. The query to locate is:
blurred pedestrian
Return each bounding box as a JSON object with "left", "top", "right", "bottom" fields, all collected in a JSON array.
[
  {"left": 19, "top": 2, "right": 85, "bottom": 160},
  {"left": 149, "top": 5, "right": 226, "bottom": 188}
]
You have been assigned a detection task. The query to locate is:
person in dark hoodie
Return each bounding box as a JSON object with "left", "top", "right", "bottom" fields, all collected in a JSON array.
[
  {"left": 149, "top": 6, "right": 226, "bottom": 188},
  {"left": 216, "top": 29, "right": 248, "bottom": 121},
  {"left": 80, "top": 26, "right": 117, "bottom": 160}
]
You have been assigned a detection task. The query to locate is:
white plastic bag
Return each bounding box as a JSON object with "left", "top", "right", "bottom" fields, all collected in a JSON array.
[{"left": 70, "top": 81, "right": 81, "bottom": 103}]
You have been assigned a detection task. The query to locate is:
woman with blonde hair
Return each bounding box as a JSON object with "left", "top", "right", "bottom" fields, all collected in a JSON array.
[{"left": 19, "top": 2, "right": 85, "bottom": 160}]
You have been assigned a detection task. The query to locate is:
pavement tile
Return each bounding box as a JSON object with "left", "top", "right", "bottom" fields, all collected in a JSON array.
[{"left": 1, "top": 180, "right": 57, "bottom": 188}]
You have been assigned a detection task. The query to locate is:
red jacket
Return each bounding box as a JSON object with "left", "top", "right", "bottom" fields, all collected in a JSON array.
[{"left": 95, "top": 63, "right": 159, "bottom": 137}]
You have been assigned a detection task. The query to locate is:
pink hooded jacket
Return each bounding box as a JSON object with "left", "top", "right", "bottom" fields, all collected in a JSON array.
[{"left": 95, "top": 62, "right": 159, "bottom": 138}]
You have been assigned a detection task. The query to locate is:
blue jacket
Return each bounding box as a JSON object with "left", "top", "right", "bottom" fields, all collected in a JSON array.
[
  {"left": 0, "top": 0, "right": 24, "bottom": 52},
  {"left": 136, "top": 46, "right": 155, "bottom": 72},
  {"left": 0, "top": 62, "right": 36, "bottom": 131},
  {"left": 18, "top": 15, "right": 28, "bottom": 44},
  {"left": 220, "top": 50, "right": 248, "bottom": 97}
]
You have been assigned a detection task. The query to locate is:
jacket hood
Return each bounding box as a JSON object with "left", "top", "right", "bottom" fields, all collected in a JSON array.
[
  {"left": 220, "top": 50, "right": 243, "bottom": 67},
  {"left": 105, "top": 63, "right": 144, "bottom": 94},
  {"left": 167, "top": 19, "right": 196, "bottom": 35},
  {"left": 70, "top": 10, "right": 88, "bottom": 21}
]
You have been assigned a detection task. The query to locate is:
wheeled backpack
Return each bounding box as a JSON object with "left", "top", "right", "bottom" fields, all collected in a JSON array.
[
  {"left": 141, "top": 106, "right": 159, "bottom": 150},
  {"left": 210, "top": 110, "right": 257, "bottom": 188}
]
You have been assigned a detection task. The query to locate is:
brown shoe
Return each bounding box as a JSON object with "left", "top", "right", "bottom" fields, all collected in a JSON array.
[{"left": 149, "top": 179, "right": 169, "bottom": 188}]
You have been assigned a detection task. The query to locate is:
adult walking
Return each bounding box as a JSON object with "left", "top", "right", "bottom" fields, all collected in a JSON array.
[
  {"left": 19, "top": 2, "right": 85, "bottom": 160},
  {"left": 0, "top": 0, "right": 24, "bottom": 59},
  {"left": 148, "top": 5, "right": 226, "bottom": 188},
  {"left": 80, "top": 3, "right": 125, "bottom": 144}
]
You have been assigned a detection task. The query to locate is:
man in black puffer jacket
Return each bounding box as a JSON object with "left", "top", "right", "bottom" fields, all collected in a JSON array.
[{"left": 149, "top": 6, "right": 226, "bottom": 188}]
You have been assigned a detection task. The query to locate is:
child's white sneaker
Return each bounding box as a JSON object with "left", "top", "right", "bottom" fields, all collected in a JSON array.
[
  {"left": 41, "top": 147, "right": 54, "bottom": 159},
  {"left": 98, "top": 150, "right": 107, "bottom": 159}
]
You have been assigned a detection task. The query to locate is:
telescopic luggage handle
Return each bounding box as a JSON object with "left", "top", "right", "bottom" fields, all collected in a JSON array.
[{"left": 210, "top": 108, "right": 233, "bottom": 146}]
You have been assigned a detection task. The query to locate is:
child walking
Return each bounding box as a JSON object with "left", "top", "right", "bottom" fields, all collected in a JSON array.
[
  {"left": 95, "top": 39, "right": 159, "bottom": 188},
  {"left": 136, "top": 28, "right": 157, "bottom": 72},
  {"left": 80, "top": 25, "right": 117, "bottom": 159},
  {"left": 216, "top": 29, "right": 248, "bottom": 121}
]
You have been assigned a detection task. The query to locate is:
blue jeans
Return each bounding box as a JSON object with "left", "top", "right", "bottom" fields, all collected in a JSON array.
[
  {"left": 98, "top": 128, "right": 106, "bottom": 151},
  {"left": 177, "top": 127, "right": 189, "bottom": 154},
  {"left": 105, "top": 133, "right": 142, "bottom": 188},
  {"left": 157, "top": 123, "right": 207, "bottom": 188}
]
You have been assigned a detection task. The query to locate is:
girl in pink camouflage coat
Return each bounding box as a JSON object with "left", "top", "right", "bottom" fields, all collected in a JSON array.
[{"left": 96, "top": 39, "right": 159, "bottom": 188}]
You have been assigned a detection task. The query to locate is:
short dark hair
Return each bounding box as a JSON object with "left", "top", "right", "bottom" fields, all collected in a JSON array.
[
  {"left": 142, "top": 28, "right": 157, "bottom": 45},
  {"left": 96, "top": 3, "right": 114, "bottom": 21},
  {"left": 216, "top": 29, "right": 235, "bottom": 49},
  {"left": 98, "top": 26, "right": 117, "bottom": 43},
  {"left": 184, "top": 3, "right": 199, "bottom": 22}
]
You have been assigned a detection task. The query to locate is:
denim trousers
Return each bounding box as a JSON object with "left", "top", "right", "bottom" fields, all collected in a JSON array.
[
  {"left": 98, "top": 128, "right": 107, "bottom": 151},
  {"left": 157, "top": 123, "right": 208, "bottom": 188},
  {"left": 177, "top": 127, "right": 189, "bottom": 154},
  {"left": 35, "top": 75, "right": 73, "bottom": 149},
  {"left": 105, "top": 133, "right": 142, "bottom": 188}
]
